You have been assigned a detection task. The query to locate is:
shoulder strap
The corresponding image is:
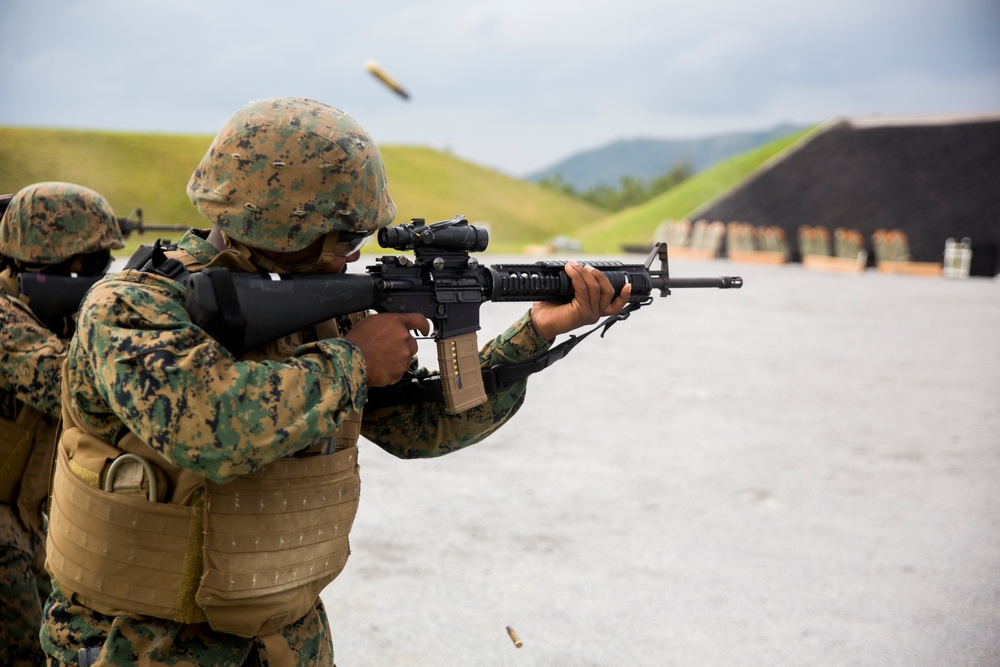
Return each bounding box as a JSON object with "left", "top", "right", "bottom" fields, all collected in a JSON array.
[{"left": 124, "top": 240, "right": 189, "bottom": 283}]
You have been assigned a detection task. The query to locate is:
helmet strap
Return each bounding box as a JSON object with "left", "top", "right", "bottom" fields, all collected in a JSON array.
[
  {"left": 208, "top": 232, "right": 269, "bottom": 272},
  {"left": 212, "top": 230, "right": 343, "bottom": 274},
  {"left": 293, "top": 232, "right": 342, "bottom": 273}
]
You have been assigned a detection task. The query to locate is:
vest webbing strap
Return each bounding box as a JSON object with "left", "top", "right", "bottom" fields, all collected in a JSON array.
[
  {"left": 200, "top": 449, "right": 359, "bottom": 598},
  {"left": 196, "top": 442, "right": 360, "bottom": 637}
]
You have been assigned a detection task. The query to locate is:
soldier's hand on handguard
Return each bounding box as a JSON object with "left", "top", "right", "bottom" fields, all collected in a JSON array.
[
  {"left": 530, "top": 260, "right": 632, "bottom": 342},
  {"left": 346, "top": 312, "right": 431, "bottom": 387}
]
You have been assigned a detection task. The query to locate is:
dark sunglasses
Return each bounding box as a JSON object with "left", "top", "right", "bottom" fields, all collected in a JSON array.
[{"left": 336, "top": 230, "right": 374, "bottom": 255}]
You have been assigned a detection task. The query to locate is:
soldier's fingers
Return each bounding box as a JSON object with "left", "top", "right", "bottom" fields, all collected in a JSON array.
[
  {"left": 565, "top": 262, "right": 590, "bottom": 308},
  {"left": 398, "top": 312, "right": 431, "bottom": 337},
  {"left": 590, "top": 265, "right": 618, "bottom": 308},
  {"left": 584, "top": 265, "right": 611, "bottom": 313},
  {"left": 602, "top": 281, "right": 632, "bottom": 315},
  {"left": 571, "top": 262, "right": 603, "bottom": 313}
]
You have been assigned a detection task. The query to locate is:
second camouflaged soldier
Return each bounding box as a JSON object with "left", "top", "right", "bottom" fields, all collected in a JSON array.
[
  {"left": 41, "top": 97, "right": 629, "bottom": 667},
  {"left": 0, "top": 182, "right": 124, "bottom": 664}
]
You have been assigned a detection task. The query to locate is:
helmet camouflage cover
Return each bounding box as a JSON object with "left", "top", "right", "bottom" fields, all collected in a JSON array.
[
  {"left": 0, "top": 182, "right": 124, "bottom": 264},
  {"left": 187, "top": 97, "right": 396, "bottom": 252}
]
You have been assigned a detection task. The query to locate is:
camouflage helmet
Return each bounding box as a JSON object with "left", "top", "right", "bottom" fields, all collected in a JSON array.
[
  {"left": 0, "top": 182, "right": 125, "bottom": 263},
  {"left": 186, "top": 97, "right": 396, "bottom": 253}
]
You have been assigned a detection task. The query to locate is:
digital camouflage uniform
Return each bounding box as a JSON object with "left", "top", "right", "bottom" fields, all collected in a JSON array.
[
  {"left": 40, "top": 99, "right": 552, "bottom": 667},
  {"left": 0, "top": 183, "right": 123, "bottom": 666}
]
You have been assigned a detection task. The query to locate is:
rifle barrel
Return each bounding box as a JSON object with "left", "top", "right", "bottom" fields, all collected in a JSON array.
[{"left": 658, "top": 276, "right": 743, "bottom": 289}]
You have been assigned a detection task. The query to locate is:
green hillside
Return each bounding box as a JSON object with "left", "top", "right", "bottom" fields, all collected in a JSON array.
[
  {"left": 1, "top": 125, "right": 820, "bottom": 256},
  {"left": 576, "top": 126, "right": 817, "bottom": 251},
  {"left": 0, "top": 127, "right": 607, "bottom": 255},
  {"left": 0, "top": 127, "right": 209, "bottom": 253},
  {"left": 380, "top": 145, "right": 608, "bottom": 252}
]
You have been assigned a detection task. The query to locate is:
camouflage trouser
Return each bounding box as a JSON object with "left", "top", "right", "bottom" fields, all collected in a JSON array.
[
  {"left": 40, "top": 581, "right": 336, "bottom": 666},
  {"left": 44, "top": 649, "right": 265, "bottom": 667},
  {"left": 0, "top": 502, "right": 49, "bottom": 667}
]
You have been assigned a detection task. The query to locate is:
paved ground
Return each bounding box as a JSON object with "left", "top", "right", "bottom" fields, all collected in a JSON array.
[{"left": 319, "top": 255, "right": 1000, "bottom": 666}]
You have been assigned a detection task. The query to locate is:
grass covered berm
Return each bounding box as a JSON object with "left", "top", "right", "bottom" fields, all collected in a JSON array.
[
  {"left": 0, "top": 127, "right": 209, "bottom": 255},
  {"left": 0, "top": 125, "right": 814, "bottom": 254},
  {"left": 379, "top": 145, "right": 611, "bottom": 253},
  {"left": 0, "top": 127, "right": 606, "bottom": 255}
]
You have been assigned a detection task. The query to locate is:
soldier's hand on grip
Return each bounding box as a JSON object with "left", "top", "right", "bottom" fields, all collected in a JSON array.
[
  {"left": 345, "top": 313, "right": 430, "bottom": 387},
  {"left": 529, "top": 261, "right": 632, "bottom": 341}
]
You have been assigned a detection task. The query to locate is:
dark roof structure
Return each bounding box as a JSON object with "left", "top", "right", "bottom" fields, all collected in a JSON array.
[{"left": 689, "top": 114, "right": 1000, "bottom": 275}]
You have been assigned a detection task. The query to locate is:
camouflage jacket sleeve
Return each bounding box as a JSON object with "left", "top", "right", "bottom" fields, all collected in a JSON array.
[
  {"left": 0, "top": 294, "right": 65, "bottom": 417},
  {"left": 361, "top": 310, "right": 550, "bottom": 458},
  {"left": 68, "top": 271, "right": 368, "bottom": 483}
]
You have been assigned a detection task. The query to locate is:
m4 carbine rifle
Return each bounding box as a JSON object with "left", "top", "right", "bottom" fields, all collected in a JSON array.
[
  {"left": 184, "top": 216, "right": 742, "bottom": 413},
  {"left": 17, "top": 215, "right": 742, "bottom": 411},
  {"left": 12, "top": 208, "right": 189, "bottom": 331},
  {"left": 116, "top": 207, "right": 190, "bottom": 238}
]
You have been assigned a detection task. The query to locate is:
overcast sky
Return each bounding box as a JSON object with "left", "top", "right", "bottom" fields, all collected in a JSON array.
[{"left": 1, "top": 0, "right": 998, "bottom": 176}]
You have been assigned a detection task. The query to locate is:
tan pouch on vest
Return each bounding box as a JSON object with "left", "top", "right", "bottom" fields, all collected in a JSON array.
[
  {"left": 196, "top": 443, "right": 361, "bottom": 637},
  {"left": 17, "top": 415, "right": 60, "bottom": 538},
  {"left": 47, "top": 444, "right": 203, "bottom": 620},
  {"left": 0, "top": 406, "right": 45, "bottom": 504},
  {"left": 0, "top": 418, "right": 33, "bottom": 503}
]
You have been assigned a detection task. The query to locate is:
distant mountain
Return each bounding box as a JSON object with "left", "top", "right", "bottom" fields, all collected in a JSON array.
[{"left": 526, "top": 124, "right": 809, "bottom": 191}]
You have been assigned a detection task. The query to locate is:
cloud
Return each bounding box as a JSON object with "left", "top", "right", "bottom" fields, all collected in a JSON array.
[{"left": 1, "top": 0, "right": 998, "bottom": 174}]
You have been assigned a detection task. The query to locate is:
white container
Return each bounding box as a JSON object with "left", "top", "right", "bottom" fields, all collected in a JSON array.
[{"left": 943, "top": 237, "right": 972, "bottom": 279}]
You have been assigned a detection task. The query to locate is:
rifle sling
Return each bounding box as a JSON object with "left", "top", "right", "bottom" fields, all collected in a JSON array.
[
  {"left": 206, "top": 269, "right": 248, "bottom": 356},
  {"left": 366, "top": 302, "right": 643, "bottom": 409}
]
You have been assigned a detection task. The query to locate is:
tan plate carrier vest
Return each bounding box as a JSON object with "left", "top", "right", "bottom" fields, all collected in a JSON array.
[
  {"left": 45, "top": 249, "right": 364, "bottom": 639},
  {"left": 0, "top": 268, "right": 60, "bottom": 541}
]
